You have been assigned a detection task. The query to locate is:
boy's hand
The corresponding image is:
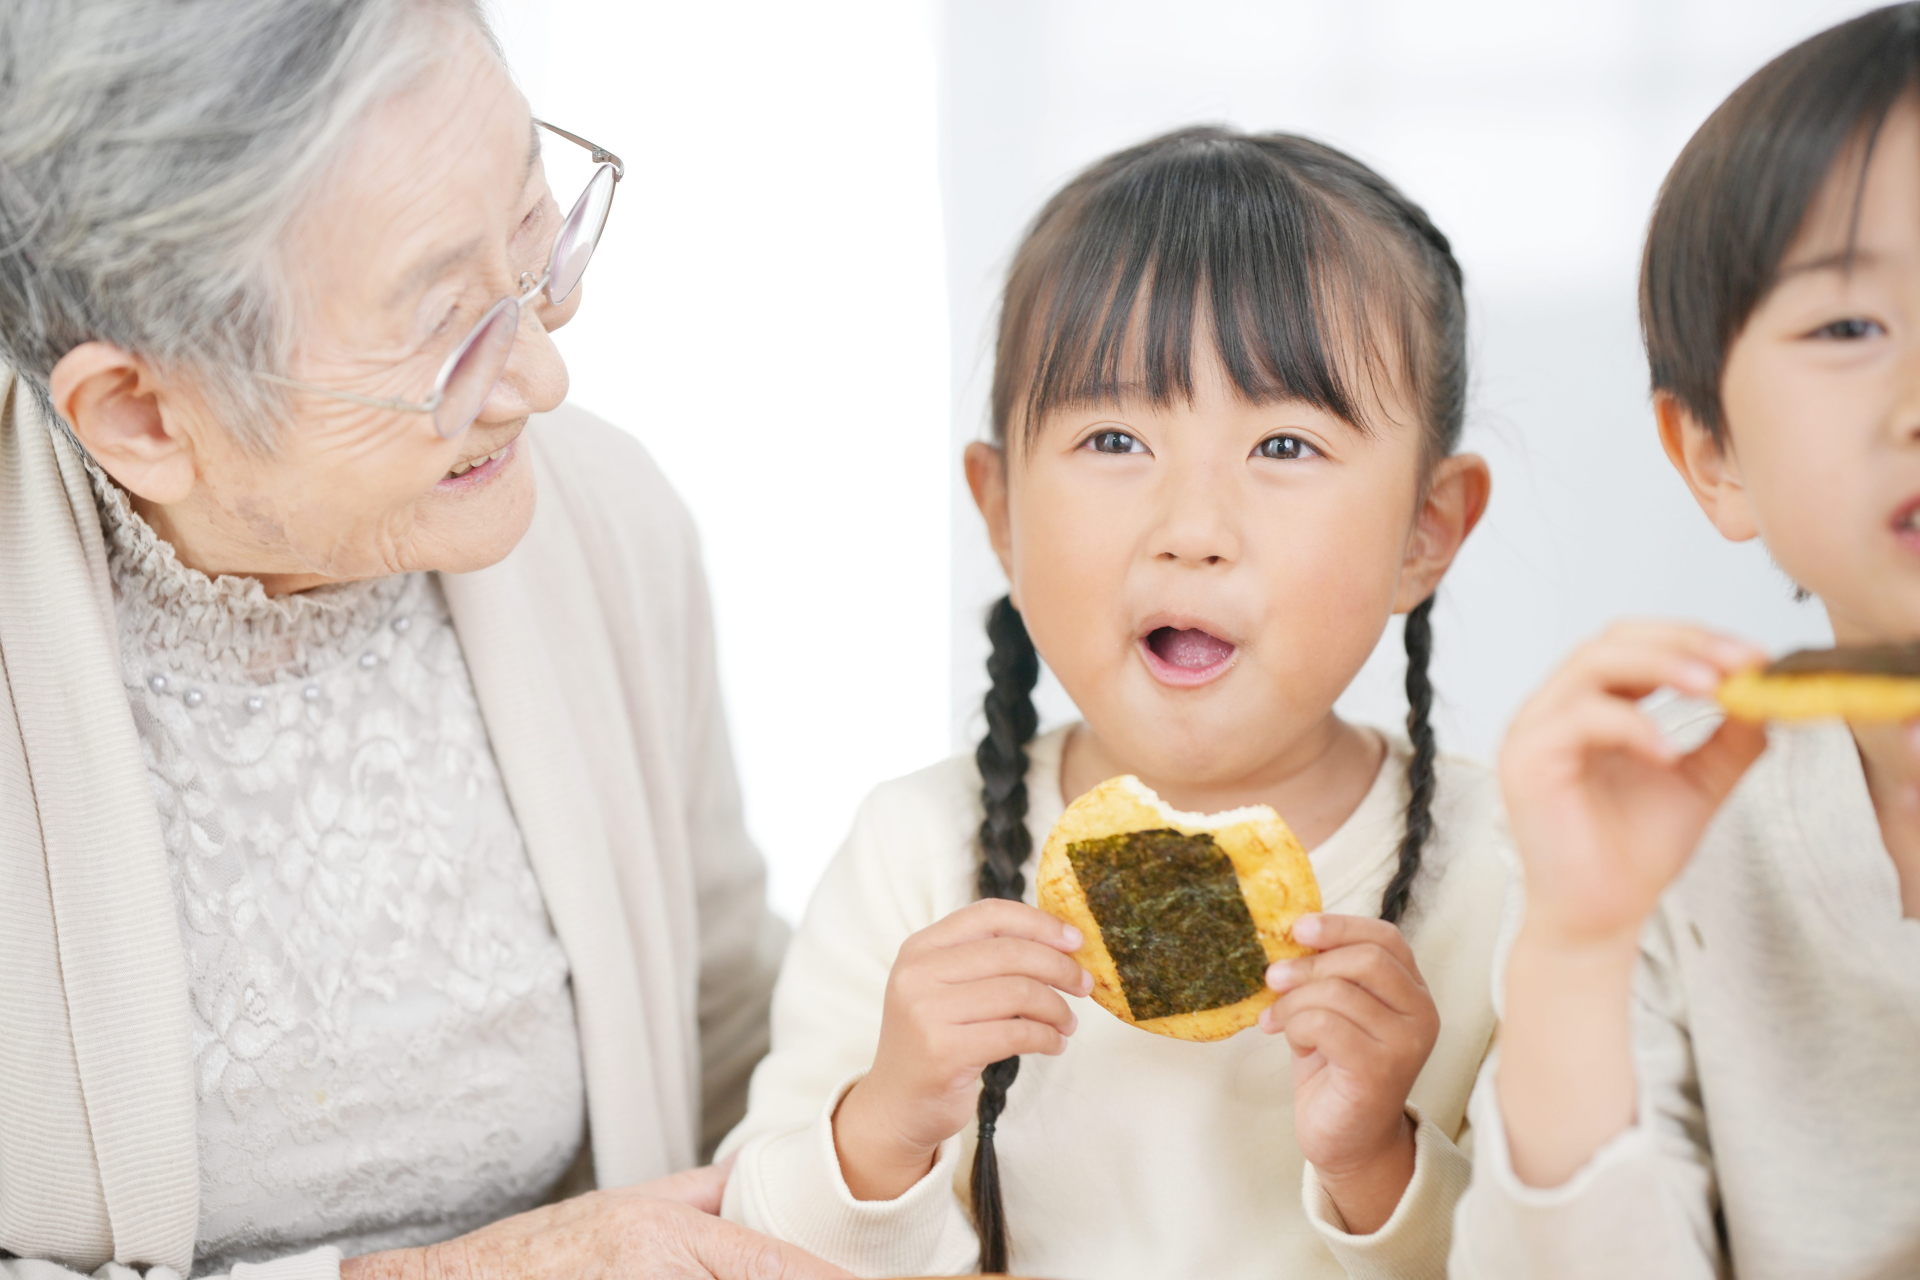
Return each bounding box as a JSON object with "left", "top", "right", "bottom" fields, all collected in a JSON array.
[
  {"left": 1497, "top": 621, "right": 1767, "bottom": 1189},
  {"left": 1501, "top": 621, "right": 1768, "bottom": 951},
  {"left": 1260, "top": 913, "right": 1438, "bottom": 1234},
  {"left": 832, "top": 899, "right": 1091, "bottom": 1201}
]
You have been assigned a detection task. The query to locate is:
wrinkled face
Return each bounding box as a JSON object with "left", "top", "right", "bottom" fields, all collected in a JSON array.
[
  {"left": 1004, "top": 348, "right": 1429, "bottom": 788},
  {"left": 175, "top": 23, "right": 574, "bottom": 584},
  {"left": 1719, "top": 98, "right": 1920, "bottom": 644}
]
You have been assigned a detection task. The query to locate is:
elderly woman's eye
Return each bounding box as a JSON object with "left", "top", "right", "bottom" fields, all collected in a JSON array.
[
  {"left": 1085, "top": 428, "right": 1147, "bottom": 454},
  {"left": 1253, "top": 435, "right": 1318, "bottom": 461},
  {"left": 1810, "top": 316, "right": 1885, "bottom": 341}
]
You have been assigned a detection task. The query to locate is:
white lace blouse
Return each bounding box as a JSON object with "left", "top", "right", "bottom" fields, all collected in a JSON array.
[{"left": 89, "top": 469, "right": 587, "bottom": 1276}]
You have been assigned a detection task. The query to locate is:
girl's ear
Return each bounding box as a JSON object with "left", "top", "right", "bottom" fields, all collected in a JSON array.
[
  {"left": 965, "top": 440, "right": 1016, "bottom": 581},
  {"left": 50, "top": 341, "right": 200, "bottom": 504},
  {"left": 1394, "top": 452, "right": 1491, "bottom": 613},
  {"left": 1655, "top": 392, "right": 1759, "bottom": 542}
]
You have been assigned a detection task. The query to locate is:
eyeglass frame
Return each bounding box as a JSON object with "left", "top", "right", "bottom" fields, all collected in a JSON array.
[{"left": 254, "top": 119, "right": 624, "bottom": 431}]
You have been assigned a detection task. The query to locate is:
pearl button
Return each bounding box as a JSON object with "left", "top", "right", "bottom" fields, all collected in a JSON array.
[
  {"left": 359, "top": 652, "right": 378, "bottom": 669},
  {"left": 183, "top": 689, "right": 205, "bottom": 709},
  {"left": 246, "top": 694, "right": 266, "bottom": 714},
  {"left": 147, "top": 674, "right": 169, "bottom": 694},
  {"left": 391, "top": 616, "right": 412, "bottom": 634},
  {"left": 302, "top": 684, "right": 321, "bottom": 702}
]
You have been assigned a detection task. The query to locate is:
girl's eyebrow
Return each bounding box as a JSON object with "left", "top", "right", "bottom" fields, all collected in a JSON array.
[{"left": 1777, "top": 247, "right": 1883, "bottom": 280}]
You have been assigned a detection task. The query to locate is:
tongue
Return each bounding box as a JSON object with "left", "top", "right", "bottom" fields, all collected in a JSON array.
[{"left": 1149, "top": 627, "right": 1234, "bottom": 670}]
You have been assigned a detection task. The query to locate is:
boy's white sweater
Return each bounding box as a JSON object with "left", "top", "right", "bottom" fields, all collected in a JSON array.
[
  {"left": 718, "top": 725, "right": 1512, "bottom": 1280},
  {"left": 1453, "top": 719, "right": 1920, "bottom": 1279}
]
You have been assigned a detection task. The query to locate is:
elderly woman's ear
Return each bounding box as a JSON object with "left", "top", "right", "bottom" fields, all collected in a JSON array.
[{"left": 51, "top": 340, "right": 203, "bottom": 505}]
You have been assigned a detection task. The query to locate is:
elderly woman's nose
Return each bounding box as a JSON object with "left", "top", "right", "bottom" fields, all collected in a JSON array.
[{"left": 484, "top": 306, "right": 569, "bottom": 422}]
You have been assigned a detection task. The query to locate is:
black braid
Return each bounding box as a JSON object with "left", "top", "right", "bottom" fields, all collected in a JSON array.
[
  {"left": 1379, "top": 596, "right": 1437, "bottom": 926},
  {"left": 970, "top": 595, "right": 1038, "bottom": 1273}
]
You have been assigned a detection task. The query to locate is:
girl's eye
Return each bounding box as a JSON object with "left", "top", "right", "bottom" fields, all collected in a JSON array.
[
  {"left": 1809, "top": 316, "right": 1885, "bottom": 341},
  {"left": 1086, "top": 428, "right": 1147, "bottom": 455},
  {"left": 1252, "top": 435, "right": 1318, "bottom": 461}
]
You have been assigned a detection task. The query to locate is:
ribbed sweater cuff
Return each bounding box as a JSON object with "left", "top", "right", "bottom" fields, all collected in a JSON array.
[
  {"left": 721, "top": 1073, "right": 976, "bottom": 1278},
  {"left": 1301, "top": 1106, "right": 1468, "bottom": 1280}
]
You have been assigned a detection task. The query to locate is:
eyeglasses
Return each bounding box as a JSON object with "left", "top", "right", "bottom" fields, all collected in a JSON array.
[{"left": 258, "top": 120, "right": 624, "bottom": 439}]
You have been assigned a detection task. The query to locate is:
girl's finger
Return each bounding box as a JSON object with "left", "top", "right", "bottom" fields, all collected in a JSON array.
[
  {"left": 1267, "top": 940, "right": 1426, "bottom": 1016},
  {"left": 925, "top": 935, "right": 1094, "bottom": 995},
  {"left": 917, "top": 898, "right": 1082, "bottom": 953},
  {"left": 1271, "top": 1005, "right": 1380, "bottom": 1070},
  {"left": 1287, "top": 914, "right": 1420, "bottom": 972},
  {"left": 969, "top": 1016, "right": 1071, "bottom": 1063},
  {"left": 1264, "top": 977, "right": 1401, "bottom": 1048},
  {"left": 939, "top": 975, "right": 1079, "bottom": 1035}
]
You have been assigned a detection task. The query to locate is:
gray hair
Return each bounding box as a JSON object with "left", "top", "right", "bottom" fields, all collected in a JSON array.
[{"left": 0, "top": 0, "right": 496, "bottom": 450}]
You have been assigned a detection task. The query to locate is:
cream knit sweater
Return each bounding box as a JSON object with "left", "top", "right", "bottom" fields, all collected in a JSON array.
[
  {"left": 1453, "top": 716, "right": 1920, "bottom": 1279},
  {"left": 719, "top": 725, "right": 1512, "bottom": 1280},
  {"left": 0, "top": 377, "right": 787, "bottom": 1279}
]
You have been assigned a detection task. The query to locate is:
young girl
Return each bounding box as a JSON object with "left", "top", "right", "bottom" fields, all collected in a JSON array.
[
  {"left": 1456, "top": 7, "right": 1920, "bottom": 1276},
  {"left": 718, "top": 128, "right": 1509, "bottom": 1279}
]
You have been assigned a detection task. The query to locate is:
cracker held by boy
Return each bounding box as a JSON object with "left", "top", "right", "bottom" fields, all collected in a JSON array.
[
  {"left": 1036, "top": 775, "right": 1321, "bottom": 1042},
  {"left": 1718, "top": 642, "right": 1920, "bottom": 722}
]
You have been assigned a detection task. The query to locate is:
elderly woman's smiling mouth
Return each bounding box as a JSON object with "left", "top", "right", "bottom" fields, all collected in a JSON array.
[{"left": 441, "top": 433, "right": 521, "bottom": 486}]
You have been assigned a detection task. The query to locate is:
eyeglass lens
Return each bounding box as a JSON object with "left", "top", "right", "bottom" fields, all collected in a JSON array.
[
  {"left": 435, "top": 297, "right": 522, "bottom": 438},
  {"left": 431, "top": 159, "right": 616, "bottom": 437},
  {"left": 549, "top": 164, "right": 617, "bottom": 306}
]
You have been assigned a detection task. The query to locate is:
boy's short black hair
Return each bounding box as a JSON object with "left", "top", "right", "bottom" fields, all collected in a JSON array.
[{"left": 1642, "top": 3, "right": 1920, "bottom": 442}]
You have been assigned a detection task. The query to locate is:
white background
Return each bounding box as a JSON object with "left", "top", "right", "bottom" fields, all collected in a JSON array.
[{"left": 493, "top": 1, "right": 1867, "bottom": 922}]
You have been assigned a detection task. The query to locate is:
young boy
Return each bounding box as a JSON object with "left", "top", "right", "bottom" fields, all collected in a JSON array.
[{"left": 1453, "top": 6, "right": 1920, "bottom": 1277}]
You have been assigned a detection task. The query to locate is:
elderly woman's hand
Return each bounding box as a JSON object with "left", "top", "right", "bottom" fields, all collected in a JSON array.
[{"left": 340, "top": 1162, "right": 852, "bottom": 1280}]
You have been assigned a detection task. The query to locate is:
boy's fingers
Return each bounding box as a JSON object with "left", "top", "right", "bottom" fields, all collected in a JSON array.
[
  {"left": 1512, "top": 699, "right": 1679, "bottom": 769},
  {"left": 1556, "top": 636, "right": 1748, "bottom": 704},
  {"left": 919, "top": 899, "right": 1082, "bottom": 952},
  {"left": 1676, "top": 717, "right": 1768, "bottom": 799},
  {"left": 1589, "top": 621, "right": 1765, "bottom": 671}
]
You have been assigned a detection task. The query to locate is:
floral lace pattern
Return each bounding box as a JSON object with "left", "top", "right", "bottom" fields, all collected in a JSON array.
[{"left": 90, "top": 469, "right": 586, "bottom": 1276}]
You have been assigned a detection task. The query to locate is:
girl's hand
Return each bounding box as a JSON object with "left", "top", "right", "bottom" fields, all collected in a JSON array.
[
  {"left": 832, "top": 899, "right": 1092, "bottom": 1201},
  {"left": 1500, "top": 621, "right": 1768, "bottom": 952},
  {"left": 1260, "top": 913, "right": 1438, "bottom": 1234},
  {"left": 1496, "top": 622, "right": 1767, "bottom": 1189}
]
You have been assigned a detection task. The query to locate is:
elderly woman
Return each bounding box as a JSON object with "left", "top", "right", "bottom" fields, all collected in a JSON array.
[{"left": 0, "top": 3, "right": 844, "bottom": 1279}]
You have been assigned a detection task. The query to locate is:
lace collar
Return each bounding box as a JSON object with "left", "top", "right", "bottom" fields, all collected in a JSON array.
[{"left": 87, "top": 461, "right": 411, "bottom": 686}]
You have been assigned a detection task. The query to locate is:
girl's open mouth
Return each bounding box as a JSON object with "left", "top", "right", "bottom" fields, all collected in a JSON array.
[{"left": 1141, "top": 626, "right": 1237, "bottom": 687}]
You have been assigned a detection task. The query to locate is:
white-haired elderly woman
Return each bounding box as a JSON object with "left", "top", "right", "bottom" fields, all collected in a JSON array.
[{"left": 0, "top": 3, "right": 845, "bottom": 1280}]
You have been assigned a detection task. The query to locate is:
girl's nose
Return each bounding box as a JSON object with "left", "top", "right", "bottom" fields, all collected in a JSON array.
[{"left": 1151, "top": 461, "right": 1242, "bottom": 566}]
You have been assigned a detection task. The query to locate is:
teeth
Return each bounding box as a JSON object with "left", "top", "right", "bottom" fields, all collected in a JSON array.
[{"left": 445, "top": 446, "right": 510, "bottom": 479}]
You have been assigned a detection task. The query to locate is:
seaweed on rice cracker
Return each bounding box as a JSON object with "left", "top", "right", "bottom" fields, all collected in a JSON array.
[{"left": 1036, "top": 775, "right": 1321, "bottom": 1042}]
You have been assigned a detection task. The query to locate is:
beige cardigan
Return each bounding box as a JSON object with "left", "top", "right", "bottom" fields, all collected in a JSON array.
[{"left": 0, "top": 372, "right": 787, "bottom": 1277}]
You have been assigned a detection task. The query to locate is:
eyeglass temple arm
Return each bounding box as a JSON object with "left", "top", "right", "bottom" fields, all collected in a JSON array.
[{"left": 535, "top": 119, "right": 626, "bottom": 182}]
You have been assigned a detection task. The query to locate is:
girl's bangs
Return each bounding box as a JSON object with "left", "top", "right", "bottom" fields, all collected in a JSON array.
[{"left": 999, "top": 137, "right": 1416, "bottom": 444}]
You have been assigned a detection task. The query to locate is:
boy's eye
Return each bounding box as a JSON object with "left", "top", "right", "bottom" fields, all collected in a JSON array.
[
  {"left": 1252, "top": 435, "right": 1318, "bottom": 461},
  {"left": 1086, "top": 428, "right": 1148, "bottom": 454},
  {"left": 1809, "top": 316, "right": 1886, "bottom": 341}
]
